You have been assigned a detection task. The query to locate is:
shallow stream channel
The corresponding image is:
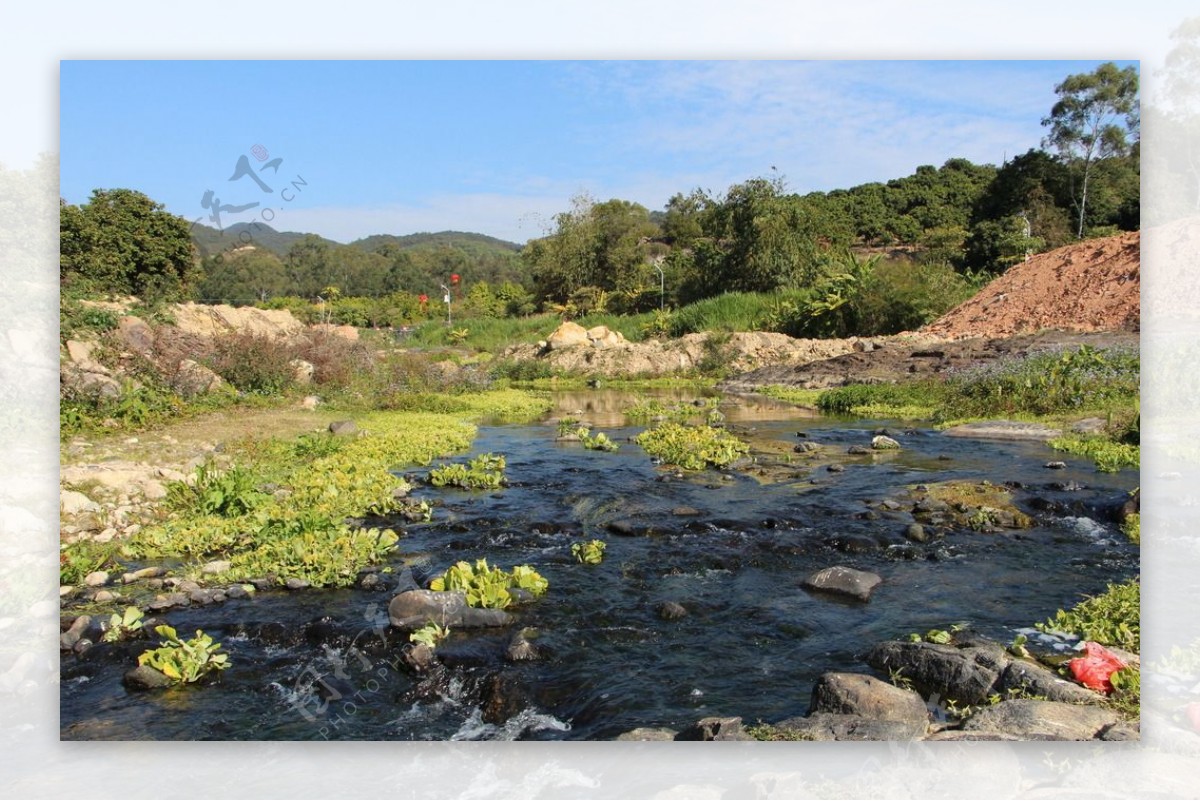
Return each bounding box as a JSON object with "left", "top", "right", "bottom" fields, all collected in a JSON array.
[{"left": 60, "top": 389, "right": 1139, "bottom": 740}]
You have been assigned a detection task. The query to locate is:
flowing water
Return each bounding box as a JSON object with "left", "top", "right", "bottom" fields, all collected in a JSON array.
[{"left": 60, "top": 390, "right": 1139, "bottom": 740}]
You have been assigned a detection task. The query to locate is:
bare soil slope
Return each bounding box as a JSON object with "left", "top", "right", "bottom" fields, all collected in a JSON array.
[{"left": 921, "top": 231, "right": 1140, "bottom": 339}]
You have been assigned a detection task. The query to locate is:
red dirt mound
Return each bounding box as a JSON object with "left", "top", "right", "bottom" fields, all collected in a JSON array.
[{"left": 921, "top": 231, "right": 1140, "bottom": 340}]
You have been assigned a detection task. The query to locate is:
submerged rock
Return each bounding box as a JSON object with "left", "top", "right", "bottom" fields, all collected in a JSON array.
[
  {"left": 387, "top": 590, "right": 512, "bottom": 630},
  {"left": 803, "top": 566, "right": 882, "bottom": 602}
]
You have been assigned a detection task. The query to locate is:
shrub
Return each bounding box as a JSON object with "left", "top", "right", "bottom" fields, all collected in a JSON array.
[
  {"left": 166, "top": 461, "right": 267, "bottom": 517},
  {"left": 292, "top": 329, "right": 375, "bottom": 390},
  {"left": 203, "top": 331, "right": 297, "bottom": 394}
]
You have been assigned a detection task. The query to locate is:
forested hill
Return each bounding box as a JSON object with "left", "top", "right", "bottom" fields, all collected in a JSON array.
[
  {"left": 190, "top": 222, "right": 338, "bottom": 259},
  {"left": 352, "top": 231, "right": 522, "bottom": 255},
  {"left": 187, "top": 222, "right": 530, "bottom": 304}
]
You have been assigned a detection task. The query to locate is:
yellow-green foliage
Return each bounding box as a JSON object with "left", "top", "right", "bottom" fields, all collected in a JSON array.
[
  {"left": 1048, "top": 435, "right": 1140, "bottom": 473},
  {"left": 429, "top": 453, "right": 507, "bottom": 489},
  {"left": 758, "top": 385, "right": 829, "bottom": 408},
  {"left": 430, "top": 558, "right": 548, "bottom": 609},
  {"left": 571, "top": 539, "right": 607, "bottom": 565},
  {"left": 1121, "top": 513, "right": 1140, "bottom": 544},
  {"left": 137, "top": 625, "right": 229, "bottom": 684},
  {"left": 635, "top": 422, "right": 750, "bottom": 471},
  {"left": 114, "top": 391, "right": 550, "bottom": 588},
  {"left": 1036, "top": 579, "right": 1140, "bottom": 651}
]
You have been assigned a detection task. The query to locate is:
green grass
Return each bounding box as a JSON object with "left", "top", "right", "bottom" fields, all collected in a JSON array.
[
  {"left": 1036, "top": 579, "right": 1140, "bottom": 652},
  {"left": 668, "top": 290, "right": 811, "bottom": 337},
  {"left": 1048, "top": 436, "right": 1140, "bottom": 473}
]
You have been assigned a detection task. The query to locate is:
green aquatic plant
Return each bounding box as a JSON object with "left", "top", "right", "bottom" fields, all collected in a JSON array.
[
  {"left": 102, "top": 606, "right": 145, "bottom": 643},
  {"left": 571, "top": 539, "right": 607, "bottom": 565},
  {"left": 137, "top": 625, "right": 229, "bottom": 684},
  {"left": 409, "top": 622, "right": 451, "bottom": 650},
  {"left": 634, "top": 422, "right": 749, "bottom": 471},
  {"left": 428, "top": 453, "right": 506, "bottom": 489},
  {"left": 429, "top": 558, "right": 548, "bottom": 609}
]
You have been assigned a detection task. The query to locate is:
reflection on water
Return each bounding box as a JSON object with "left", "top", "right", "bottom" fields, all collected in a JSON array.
[{"left": 547, "top": 388, "right": 819, "bottom": 427}]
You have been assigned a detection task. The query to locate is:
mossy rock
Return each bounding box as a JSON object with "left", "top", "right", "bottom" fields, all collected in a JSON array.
[{"left": 907, "top": 481, "right": 1033, "bottom": 531}]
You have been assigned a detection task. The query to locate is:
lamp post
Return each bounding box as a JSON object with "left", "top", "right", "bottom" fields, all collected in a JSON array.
[{"left": 440, "top": 283, "right": 451, "bottom": 326}]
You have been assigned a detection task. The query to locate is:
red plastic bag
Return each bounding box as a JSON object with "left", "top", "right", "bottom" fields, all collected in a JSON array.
[{"left": 1068, "top": 641, "right": 1128, "bottom": 694}]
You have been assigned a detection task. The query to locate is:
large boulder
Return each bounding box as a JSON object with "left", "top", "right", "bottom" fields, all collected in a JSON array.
[
  {"left": 171, "top": 359, "right": 226, "bottom": 398},
  {"left": 809, "top": 672, "right": 929, "bottom": 737},
  {"left": 960, "top": 699, "right": 1122, "bottom": 740},
  {"left": 546, "top": 321, "right": 589, "bottom": 350},
  {"left": 387, "top": 589, "right": 512, "bottom": 630},
  {"left": 866, "top": 638, "right": 1105, "bottom": 707},
  {"left": 586, "top": 325, "right": 627, "bottom": 349},
  {"left": 802, "top": 566, "right": 882, "bottom": 601},
  {"left": 116, "top": 315, "right": 156, "bottom": 354},
  {"left": 774, "top": 713, "right": 922, "bottom": 741}
]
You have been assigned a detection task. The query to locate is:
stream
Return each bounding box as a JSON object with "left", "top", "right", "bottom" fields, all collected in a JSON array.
[{"left": 60, "top": 390, "right": 1139, "bottom": 740}]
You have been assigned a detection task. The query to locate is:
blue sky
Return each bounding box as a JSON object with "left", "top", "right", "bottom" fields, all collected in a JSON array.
[{"left": 60, "top": 60, "right": 1136, "bottom": 245}]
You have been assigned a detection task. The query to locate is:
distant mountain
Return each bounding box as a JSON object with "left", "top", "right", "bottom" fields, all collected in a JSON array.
[
  {"left": 190, "top": 222, "right": 338, "bottom": 259},
  {"left": 352, "top": 231, "right": 523, "bottom": 255}
]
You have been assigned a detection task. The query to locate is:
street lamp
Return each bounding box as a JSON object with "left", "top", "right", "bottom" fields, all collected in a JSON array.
[{"left": 440, "top": 283, "right": 452, "bottom": 326}]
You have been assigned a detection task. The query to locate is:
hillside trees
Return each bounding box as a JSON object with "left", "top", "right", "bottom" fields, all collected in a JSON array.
[
  {"left": 1042, "top": 62, "right": 1140, "bottom": 238},
  {"left": 197, "top": 248, "right": 288, "bottom": 304},
  {"left": 60, "top": 189, "right": 199, "bottom": 300}
]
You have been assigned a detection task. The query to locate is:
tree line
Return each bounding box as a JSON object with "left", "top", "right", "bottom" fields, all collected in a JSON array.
[{"left": 60, "top": 62, "right": 1139, "bottom": 326}]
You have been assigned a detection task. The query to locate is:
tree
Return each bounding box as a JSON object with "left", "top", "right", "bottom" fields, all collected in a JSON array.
[
  {"left": 197, "top": 247, "right": 287, "bottom": 304},
  {"left": 1041, "top": 62, "right": 1139, "bottom": 238},
  {"left": 60, "top": 188, "right": 199, "bottom": 300}
]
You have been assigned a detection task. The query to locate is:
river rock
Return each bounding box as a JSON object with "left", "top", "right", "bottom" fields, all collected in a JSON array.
[
  {"left": 328, "top": 420, "right": 358, "bottom": 437},
  {"left": 147, "top": 592, "right": 189, "bottom": 611},
  {"left": 808, "top": 672, "right": 930, "bottom": 738},
  {"left": 867, "top": 640, "right": 1003, "bottom": 705},
  {"left": 123, "top": 665, "right": 174, "bottom": 691},
  {"left": 284, "top": 578, "right": 310, "bottom": 591},
  {"left": 803, "top": 566, "right": 882, "bottom": 601},
  {"left": 60, "top": 489, "right": 100, "bottom": 516},
  {"left": 387, "top": 589, "right": 512, "bottom": 630},
  {"left": 943, "top": 420, "right": 1063, "bottom": 441},
  {"left": 60, "top": 615, "right": 91, "bottom": 650},
  {"left": 1044, "top": 461, "right": 1067, "bottom": 470},
  {"left": 960, "top": 698, "right": 1122, "bottom": 740},
  {"left": 616, "top": 727, "right": 678, "bottom": 741},
  {"left": 675, "top": 716, "right": 753, "bottom": 741},
  {"left": 871, "top": 435, "right": 901, "bottom": 450},
  {"left": 904, "top": 524, "right": 928, "bottom": 543},
  {"left": 995, "top": 657, "right": 1104, "bottom": 705},
  {"left": 546, "top": 321, "right": 589, "bottom": 350},
  {"left": 847, "top": 445, "right": 871, "bottom": 455},
  {"left": 142, "top": 480, "right": 168, "bottom": 501},
  {"left": 658, "top": 601, "right": 688, "bottom": 621},
  {"left": 774, "top": 713, "right": 923, "bottom": 741},
  {"left": 84, "top": 571, "right": 110, "bottom": 587}
]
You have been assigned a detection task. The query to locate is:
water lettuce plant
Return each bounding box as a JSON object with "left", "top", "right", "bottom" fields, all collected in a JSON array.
[
  {"left": 635, "top": 422, "right": 749, "bottom": 470},
  {"left": 137, "top": 625, "right": 229, "bottom": 684},
  {"left": 430, "top": 558, "right": 548, "bottom": 609}
]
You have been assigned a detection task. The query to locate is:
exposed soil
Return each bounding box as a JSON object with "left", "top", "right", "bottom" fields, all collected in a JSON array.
[
  {"left": 920, "top": 231, "right": 1140, "bottom": 340},
  {"left": 724, "top": 232, "right": 1141, "bottom": 391}
]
